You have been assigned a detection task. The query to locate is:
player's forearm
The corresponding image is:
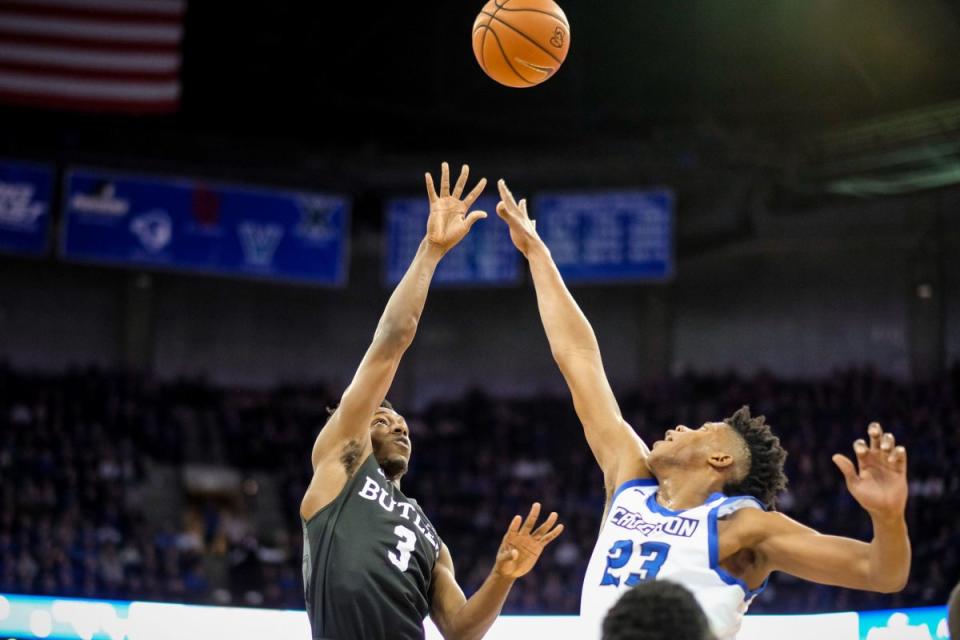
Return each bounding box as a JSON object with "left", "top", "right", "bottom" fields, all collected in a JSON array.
[
  {"left": 442, "top": 572, "right": 515, "bottom": 640},
  {"left": 373, "top": 239, "right": 444, "bottom": 351},
  {"left": 865, "top": 513, "right": 910, "bottom": 592},
  {"left": 525, "top": 242, "right": 601, "bottom": 362}
]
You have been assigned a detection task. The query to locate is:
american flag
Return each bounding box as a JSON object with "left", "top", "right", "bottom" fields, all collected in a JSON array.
[{"left": 0, "top": 0, "right": 186, "bottom": 113}]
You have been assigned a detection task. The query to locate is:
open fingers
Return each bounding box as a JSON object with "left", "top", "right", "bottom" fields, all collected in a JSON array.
[
  {"left": 453, "top": 164, "right": 469, "bottom": 199},
  {"left": 832, "top": 453, "right": 857, "bottom": 485},
  {"left": 880, "top": 432, "right": 895, "bottom": 454},
  {"left": 440, "top": 162, "right": 451, "bottom": 197},
  {"left": 463, "top": 177, "right": 487, "bottom": 210},
  {"left": 464, "top": 210, "right": 487, "bottom": 231},
  {"left": 531, "top": 511, "right": 558, "bottom": 537},
  {"left": 520, "top": 503, "right": 541, "bottom": 535},
  {"left": 502, "top": 515, "right": 522, "bottom": 544},
  {"left": 853, "top": 438, "right": 868, "bottom": 466},
  {"left": 425, "top": 172, "right": 438, "bottom": 203},
  {"left": 889, "top": 445, "right": 907, "bottom": 473},
  {"left": 868, "top": 422, "right": 883, "bottom": 450},
  {"left": 497, "top": 179, "right": 519, "bottom": 211},
  {"left": 540, "top": 523, "right": 564, "bottom": 545}
]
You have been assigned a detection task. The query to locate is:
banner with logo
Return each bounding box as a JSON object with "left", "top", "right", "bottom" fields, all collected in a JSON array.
[
  {"left": 533, "top": 190, "right": 674, "bottom": 283},
  {"left": 61, "top": 169, "right": 350, "bottom": 285},
  {"left": 0, "top": 159, "right": 54, "bottom": 256},
  {"left": 384, "top": 196, "right": 520, "bottom": 286}
]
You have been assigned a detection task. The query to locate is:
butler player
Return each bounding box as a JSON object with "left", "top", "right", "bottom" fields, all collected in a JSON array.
[
  {"left": 301, "top": 164, "right": 564, "bottom": 640},
  {"left": 493, "top": 179, "right": 910, "bottom": 639}
]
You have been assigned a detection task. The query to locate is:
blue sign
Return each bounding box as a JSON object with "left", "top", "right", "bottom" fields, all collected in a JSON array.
[
  {"left": 62, "top": 169, "right": 350, "bottom": 285},
  {"left": 533, "top": 190, "right": 673, "bottom": 283},
  {"left": 0, "top": 159, "right": 53, "bottom": 256},
  {"left": 858, "top": 606, "right": 949, "bottom": 640},
  {"left": 385, "top": 196, "right": 520, "bottom": 286}
]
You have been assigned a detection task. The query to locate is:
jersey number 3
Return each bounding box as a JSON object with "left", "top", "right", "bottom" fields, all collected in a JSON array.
[
  {"left": 388, "top": 525, "right": 417, "bottom": 572},
  {"left": 600, "top": 540, "right": 670, "bottom": 587}
]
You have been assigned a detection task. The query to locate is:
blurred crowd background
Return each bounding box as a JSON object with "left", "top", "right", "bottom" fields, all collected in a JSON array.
[
  {"left": 2, "top": 0, "right": 960, "bottom": 625},
  {"left": 2, "top": 365, "right": 957, "bottom": 613}
]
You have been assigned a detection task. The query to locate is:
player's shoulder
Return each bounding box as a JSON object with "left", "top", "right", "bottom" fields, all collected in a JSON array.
[{"left": 720, "top": 507, "right": 793, "bottom": 548}]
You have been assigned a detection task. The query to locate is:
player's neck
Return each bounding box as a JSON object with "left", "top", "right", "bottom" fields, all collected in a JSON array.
[{"left": 655, "top": 469, "right": 723, "bottom": 511}]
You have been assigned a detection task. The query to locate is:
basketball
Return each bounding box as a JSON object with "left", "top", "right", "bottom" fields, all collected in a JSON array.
[{"left": 472, "top": 0, "right": 571, "bottom": 88}]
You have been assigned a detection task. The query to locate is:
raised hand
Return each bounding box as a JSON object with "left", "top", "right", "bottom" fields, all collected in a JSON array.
[
  {"left": 425, "top": 162, "right": 487, "bottom": 254},
  {"left": 492, "top": 503, "right": 564, "bottom": 579},
  {"left": 832, "top": 423, "right": 908, "bottom": 520},
  {"left": 495, "top": 179, "right": 544, "bottom": 257}
]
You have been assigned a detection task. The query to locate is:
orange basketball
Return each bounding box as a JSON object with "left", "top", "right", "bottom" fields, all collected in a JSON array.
[{"left": 472, "top": 0, "right": 571, "bottom": 88}]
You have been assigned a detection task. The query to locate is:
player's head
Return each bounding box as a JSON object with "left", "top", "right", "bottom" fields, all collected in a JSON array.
[
  {"left": 949, "top": 580, "right": 960, "bottom": 639},
  {"left": 326, "top": 399, "right": 411, "bottom": 480},
  {"left": 368, "top": 400, "right": 411, "bottom": 480},
  {"left": 647, "top": 405, "right": 788, "bottom": 508},
  {"left": 601, "top": 580, "right": 715, "bottom": 640}
]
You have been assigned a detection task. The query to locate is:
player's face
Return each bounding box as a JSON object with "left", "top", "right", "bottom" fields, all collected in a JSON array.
[
  {"left": 370, "top": 408, "right": 411, "bottom": 479},
  {"left": 649, "top": 422, "right": 739, "bottom": 467}
]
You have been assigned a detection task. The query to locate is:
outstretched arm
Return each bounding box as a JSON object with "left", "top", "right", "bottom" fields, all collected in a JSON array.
[
  {"left": 430, "top": 504, "right": 563, "bottom": 640},
  {"left": 727, "top": 423, "right": 910, "bottom": 593},
  {"left": 495, "top": 180, "right": 651, "bottom": 493},
  {"left": 301, "top": 164, "right": 487, "bottom": 517}
]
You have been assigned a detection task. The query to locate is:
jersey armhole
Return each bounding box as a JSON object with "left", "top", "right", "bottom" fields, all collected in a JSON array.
[
  {"left": 707, "top": 496, "right": 769, "bottom": 601},
  {"left": 302, "top": 451, "right": 378, "bottom": 526},
  {"left": 611, "top": 477, "right": 658, "bottom": 504}
]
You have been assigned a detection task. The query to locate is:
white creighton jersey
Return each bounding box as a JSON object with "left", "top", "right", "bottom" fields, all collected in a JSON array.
[{"left": 580, "top": 479, "right": 767, "bottom": 640}]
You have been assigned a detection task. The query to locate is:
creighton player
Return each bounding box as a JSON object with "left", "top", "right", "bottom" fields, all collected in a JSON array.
[
  {"left": 493, "top": 179, "right": 911, "bottom": 639},
  {"left": 301, "top": 164, "right": 564, "bottom": 640}
]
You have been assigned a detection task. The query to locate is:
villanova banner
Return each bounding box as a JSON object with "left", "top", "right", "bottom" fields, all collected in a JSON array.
[
  {"left": 0, "top": 159, "right": 54, "bottom": 256},
  {"left": 533, "top": 190, "right": 674, "bottom": 283},
  {"left": 61, "top": 168, "right": 350, "bottom": 285},
  {"left": 0, "top": 594, "right": 948, "bottom": 640}
]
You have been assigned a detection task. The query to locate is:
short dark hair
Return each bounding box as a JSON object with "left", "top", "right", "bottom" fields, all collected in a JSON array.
[
  {"left": 325, "top": 399, "right": 394, "bottom": 417},
  {"left": 602, "top": 581, "right": 714, "bottom": 640},
  {"left": 722, "top": 406, "right": 788, "bottom": 509}
]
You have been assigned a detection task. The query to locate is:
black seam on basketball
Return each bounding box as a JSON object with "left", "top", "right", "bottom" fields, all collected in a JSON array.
[
  {"left": 474, "top": 24, "right": 497, "bottom": 75},
  {"left": 484, "top": 26, "right": 536, "bottom": 86},
  {"left": 493, "top": 2, "right": 569, "bottom": 29},
  {"left": 480, "top": 0, "right": 514, "bottom": 76},
  {"left": 478, "top": 10, "right": 562, "bottom": 64}
]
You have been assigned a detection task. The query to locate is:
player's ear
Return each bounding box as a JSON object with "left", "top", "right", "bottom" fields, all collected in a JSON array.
[{"left": 707, "top": 452, "right": 734, "bottom": 471}]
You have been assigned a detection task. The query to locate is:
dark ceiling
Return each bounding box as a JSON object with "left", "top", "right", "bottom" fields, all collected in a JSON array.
[
  {"left": 179, "top": 0, "right": 960, "bottom": 141},
  {"left": 6, "top": 1, "right": 960, "bottom": 149},
  {"left": 3, "top": 0, "right": 960, "bottom": 205}
]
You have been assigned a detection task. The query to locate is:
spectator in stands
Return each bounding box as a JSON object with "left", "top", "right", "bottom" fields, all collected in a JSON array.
[
  {"left": 1, "top": 365, "right": 957, "bottom": 614},
  {"left": 602, "top": 581, "right": 715, "bottom": 640}
]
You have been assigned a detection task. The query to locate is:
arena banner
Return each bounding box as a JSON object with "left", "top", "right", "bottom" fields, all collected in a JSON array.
[
  {"left": 533, "top": 190, "right": 674, "bottom": 283},
  {"left": 0, "top": 159, "right": 54, "bottom": 256},
  {"left": 0, "top": 594, "right": 946, "bottom": 640},
  {"left": 61, "top": 168, "right": 350, "bottom": 286},
  {"left": 384, "top": 195, "right": 521, "bottom": 286}
]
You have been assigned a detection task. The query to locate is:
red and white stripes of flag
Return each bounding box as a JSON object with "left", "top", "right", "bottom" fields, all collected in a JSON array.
[{"left": 0, "top": 0, "right": 186, "bottom": 113}]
